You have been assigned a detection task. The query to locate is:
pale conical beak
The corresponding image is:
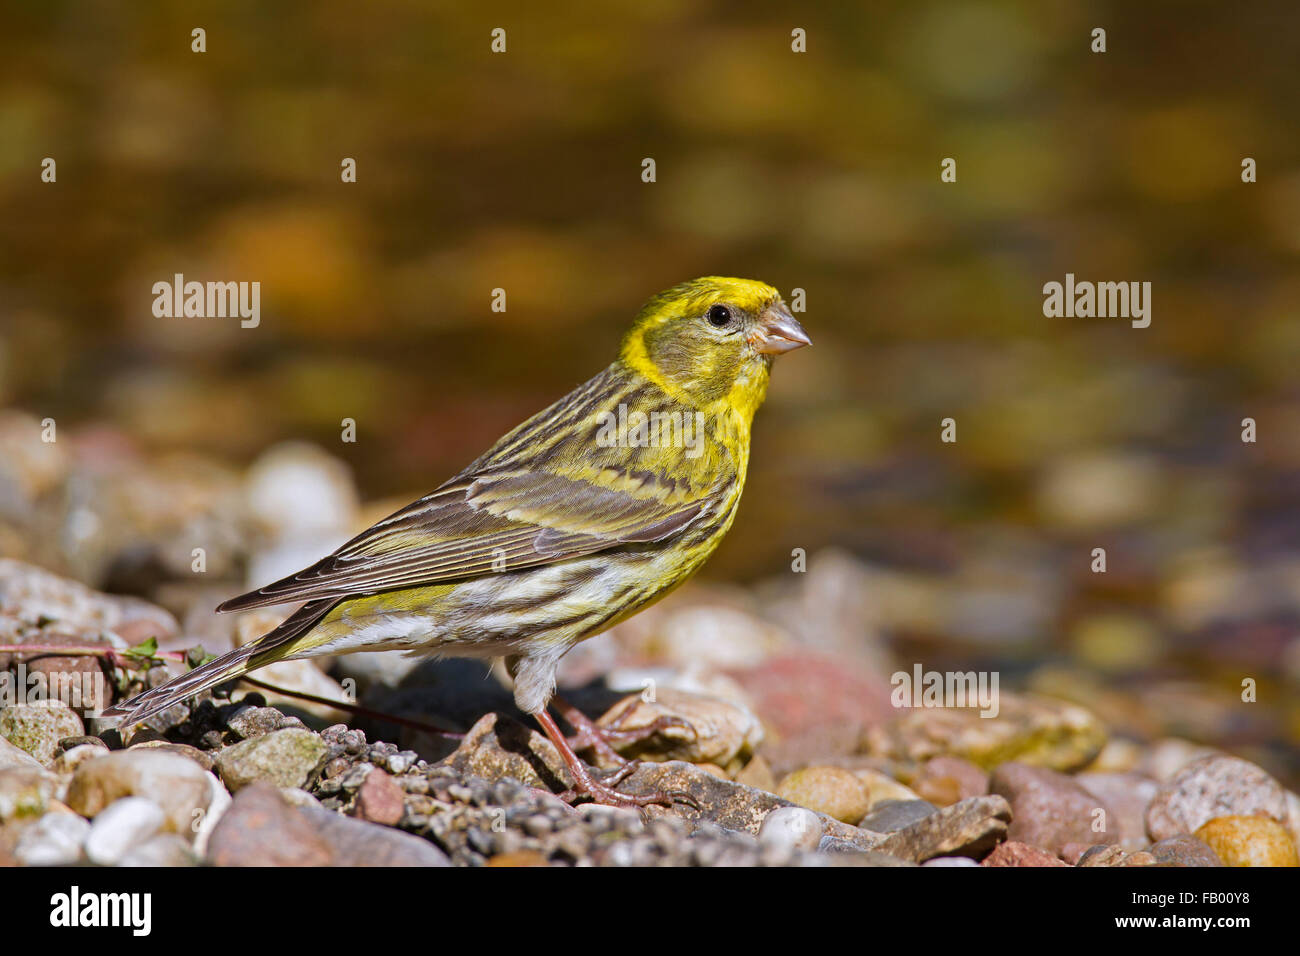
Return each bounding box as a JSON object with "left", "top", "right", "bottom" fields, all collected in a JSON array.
[{"left": 751, "top": 303, "right": 812, "bottom": 354}]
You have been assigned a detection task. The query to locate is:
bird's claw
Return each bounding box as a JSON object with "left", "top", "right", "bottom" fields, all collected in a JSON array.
[
  {"left": 597, "top": 713, "right": 698, "bottom": 748},
  {"left": 553, "top": 761, "right": 699, "bottom": 813}
]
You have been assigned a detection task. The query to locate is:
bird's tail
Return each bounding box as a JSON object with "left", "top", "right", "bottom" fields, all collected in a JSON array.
[{"left": 101, "top": 599, "right": 337, "bottom": 727}]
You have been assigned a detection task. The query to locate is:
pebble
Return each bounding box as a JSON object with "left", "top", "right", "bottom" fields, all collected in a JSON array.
[
  {"left": 84, "top": 797, "right": 166, "bottom": 865},
  {"left": 0, "top": 558, "right": 179, "bottom": 641},
  {"left": 355, "top": 767, "right": 405, "bottom": 826},
  {"left": 911, "top": 756, "right": 988, "bottom": 807},
  {"left": 222, "top": 704, "right": 296, "bottom": 740},
  {"left": 776, "top": 766, "right": 870, "bottom": 824},
  {"left": 816, "top": 839, "right": 914, "bottom": 865},
  {"left": 1148, "top": 834, "right": 1223, "bottom": 867},
  {"left": 758, "top": 806, "right": 823, "bottom": 851},
  {"left": 874, "top": 795, "right": 1012, "bottom": 862},
  {"left": 14, "top": 811, "right": 90, "bottom": 865},
  {"left": 207, "top": 783, "right": 333, "bottom": 866},
  {"left": 1145, "top": 754, "right": 1287, "bottom": 842},
  {"left": 65, "top": 749, "right": 213, "bottom": 832},
  {"left": 486, "top": 851, "right": 551, "bottom": 867},
  {"left": 1193, "top": 816, "right": 1299, "bottom": 867},
  {"left": 128, "top": 740, "right": 215, "bottom": 772},
  {"left": 989, "top": 762, "right": 1112, "bottom": 856},
  {"left": 48, "top": 742, "right": 112, "bottom": 775},
  {"left": 1075, "top": 843, "right": 1126, "bottom": 867},
  {"left": 386, "top": 752, "right": 415, "bottom": 775},
  {"left": 734, "top": 754, "right": 777, "bottom": 792},
  {"left": 1085, "top": 738, "right": 1143, "bottom": 774},
  {"left": 119, "top": 833, "right": 199, "bottom": 867},
  {"left": 594, "top": 688, "right": 763, "bottom": 766},
  {"left": 214, "top": 727, "right": 327, "bottom": 791},
  {"left": 1136, "top": 739, "right": 1219, "bottom": 781},
  {"left": 279, "top": 787, "right": 322, "bottom": 809},
  {"left": 243, "top": 441, "right": 358, "bottom": 541},
  {"left": 647, "top": 604, "right": 787, "bottom": 670},
  {"left": 192, "top": 771, "right": 232, "bottom": 857},
  {"left": 922, "top": 855, "right": 981, "bottom": 867},
  {"left": 1076, "top": 771, "right": 1159, "bottom": 850},
  {"left": 731, "top": 652, "right": 892, "bottom": 760},
  {"left": 1074, "top": 844, "right": 1156, "bottom": 867},
  {"left": 301, "top": 804, "right": 452, "bottom": 866},
  {"left": 982, "top": 841, "right": 1069, "bottom": 867},
  {"left": 862, "top": 693, "right": 1107, "bottom": 773},
  {"left": 859, "top": 799, "right": 939, "bottom": 833},
  {"left": 0, "top": 736, "right": 45, "bottom": 771},
  {"left": 852, "top": 767, "right": 923, "bottom": 807},
  {"left": 0, "top": 768, "right": 59, "bottom": 822},
  {"left": 0, "top": 701, "right": 84, "bottom": 765}
]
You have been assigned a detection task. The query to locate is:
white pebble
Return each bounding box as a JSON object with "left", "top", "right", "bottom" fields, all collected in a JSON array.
[
  {"left": 15, "top": 813, "right": 91, "bottom": 866},
  {"left": 119, "top": 834, "right": 198, "bottom": 867},
  {"left": 192, "top": 772, "right": 232, "bottom": 858},
  {"left": 922, "top": 856, "right": 981, "bottom": 867},
  {"left": 85, "top": 797, "right": 166, "bottom": 865},
  {"left": 759, "top": 806, "right": 824, "bottom": 851}
]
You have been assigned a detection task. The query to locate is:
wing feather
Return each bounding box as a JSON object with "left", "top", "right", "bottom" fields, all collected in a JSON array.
[{"left": 217, "top": 365, "right": 731, "bottom": 613}]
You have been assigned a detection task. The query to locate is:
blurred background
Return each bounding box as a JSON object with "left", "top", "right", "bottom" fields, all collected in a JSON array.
[{"left": 1, "top": 2, "right": 1299, "bottom": 780}]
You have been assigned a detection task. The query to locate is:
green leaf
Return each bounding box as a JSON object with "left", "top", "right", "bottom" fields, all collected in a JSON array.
[
  {"left": 186, "top": 645, "right": 216, "bottom": 669},
  {"left": 124, "top": 636, "right": 158, "bottom": 659}
]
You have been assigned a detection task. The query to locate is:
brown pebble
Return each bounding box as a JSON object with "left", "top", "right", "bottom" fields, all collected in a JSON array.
[
  {"left": 982, "top": 841, "right": 1069, "bottom": 867},
  {"left": 1119, "top": 851, "right": 1157, "bottom": 866},
  {"left": 207, "top": 783, "right": 333, "bottom": 867},
  {"left": 734, "top": 754, "right": 776, "bottom": 792},
  {"left": 355, "top": 767, "right": 405, "bottom": 826},
  {"left": 1077, "top": 844, "right": 1126, "bottom": 867},
  {"left": 913, "top": 756, "right": 988, "bottom": 807},
  {"left": 486, "top": 851, "right": 551, "bottom": 867}
]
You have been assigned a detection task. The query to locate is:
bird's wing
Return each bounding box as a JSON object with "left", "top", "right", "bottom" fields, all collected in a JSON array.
[{"left": 216, "top": 468, "right": 716, "bottom": 612}]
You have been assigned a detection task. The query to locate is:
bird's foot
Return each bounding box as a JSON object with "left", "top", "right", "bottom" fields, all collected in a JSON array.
[
  {"left": 556, "top": 761, "right": 699, "bottom": 811},
  {"left": 534, "top": 707, "right": 699, "bottom": 812},
  {"left": 554, "top": 694, "right": 697, "bottom": 767}
]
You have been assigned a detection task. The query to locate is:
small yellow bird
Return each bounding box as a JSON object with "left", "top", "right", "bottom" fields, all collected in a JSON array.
[{"left": 105, "top": 277, "right": 810, "bottom": 806}]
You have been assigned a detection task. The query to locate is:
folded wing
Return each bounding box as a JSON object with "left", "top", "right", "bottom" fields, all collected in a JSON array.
[{"left": 217, "top": 467, "right": 716, "bottom": 612}]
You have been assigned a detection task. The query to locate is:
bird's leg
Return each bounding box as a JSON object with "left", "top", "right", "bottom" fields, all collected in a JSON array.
[
  {"left": 533, "top": 709, "right": 697, "bottom": 810},
  {"left": 553, "top": 694, "right": 698, "bottom": 765},
  {"left": 550, "top": 695, "right": 629, "bottom": 767}
]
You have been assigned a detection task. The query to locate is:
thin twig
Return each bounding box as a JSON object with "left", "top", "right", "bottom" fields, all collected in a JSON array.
[{"left": 236, "top": 675, "right": 464, "bottom": 739}]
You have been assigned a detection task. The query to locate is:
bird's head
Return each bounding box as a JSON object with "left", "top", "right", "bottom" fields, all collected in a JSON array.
[{"left": 619, "top": 277, "right": 810, "bottom": 416}]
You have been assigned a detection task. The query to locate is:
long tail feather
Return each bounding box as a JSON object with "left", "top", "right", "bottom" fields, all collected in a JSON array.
[{"left": 101, "top": 599, "right": 337, "bottom": 726}]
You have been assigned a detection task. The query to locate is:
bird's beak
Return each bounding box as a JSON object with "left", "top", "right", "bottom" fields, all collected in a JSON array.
[{"left": 750, "top": 303, "right": 812, "bottom": 355}]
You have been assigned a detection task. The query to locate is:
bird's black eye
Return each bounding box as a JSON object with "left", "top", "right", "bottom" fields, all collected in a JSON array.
[{"left": 707, "top": 304, "right": 733, "bottom": 328}]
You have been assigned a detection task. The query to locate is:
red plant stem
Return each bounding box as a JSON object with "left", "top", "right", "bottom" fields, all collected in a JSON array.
[{"left": 0, "top": 644, "right": 187, "bottom": 667}]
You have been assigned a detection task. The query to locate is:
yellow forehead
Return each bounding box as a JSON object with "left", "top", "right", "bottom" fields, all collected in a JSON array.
[{"left": 638, "top": 276, "right": 781, "bottom": 322}]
